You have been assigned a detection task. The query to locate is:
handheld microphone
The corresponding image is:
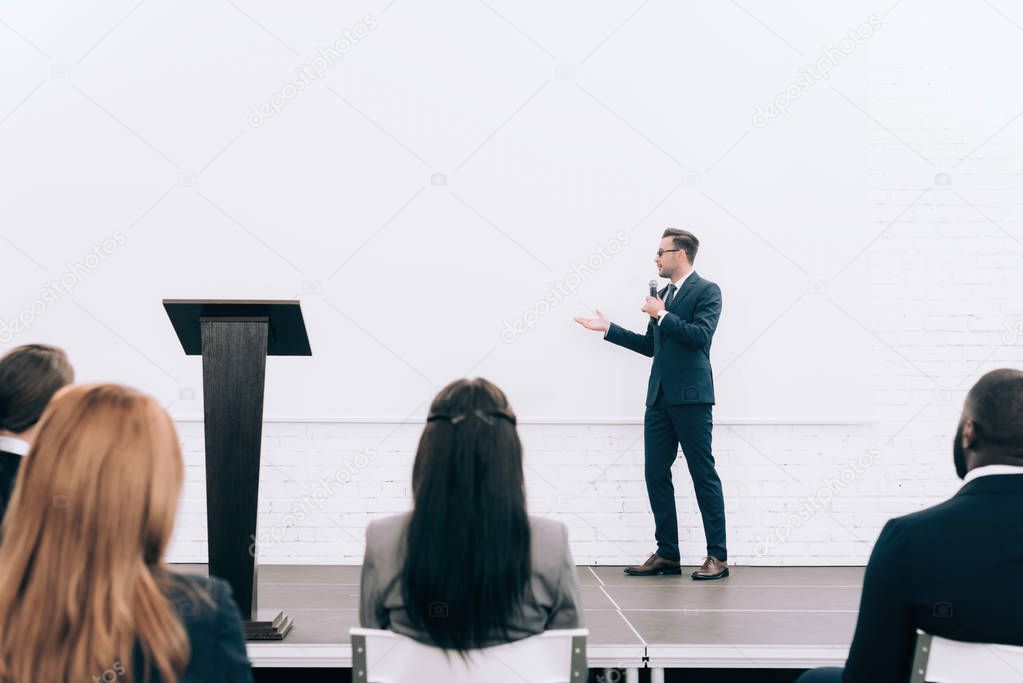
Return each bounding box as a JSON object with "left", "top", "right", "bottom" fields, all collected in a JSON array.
[{"left": 649, "top": 280, "right": 658, "bottom": 298}]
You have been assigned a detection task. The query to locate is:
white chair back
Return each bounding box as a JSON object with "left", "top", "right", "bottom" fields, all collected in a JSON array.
[
  {"left": 350, "top": 627, "right": 588, "bottom": 683},
  {"left": 911, "top": 630, "right": 1023, "bottom": 683}
]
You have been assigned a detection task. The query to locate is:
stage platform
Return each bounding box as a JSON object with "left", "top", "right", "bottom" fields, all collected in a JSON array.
[{"left": 174, "top": 564, "right": 863, "bottom": 679}]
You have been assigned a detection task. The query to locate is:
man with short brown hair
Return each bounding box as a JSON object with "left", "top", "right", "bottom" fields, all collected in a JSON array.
[
  {"left": 576, "top": 228, "right": 728, "bottom": 580},
  {"left": 0, "top": 343, "right": 74, "bottom": 519}
]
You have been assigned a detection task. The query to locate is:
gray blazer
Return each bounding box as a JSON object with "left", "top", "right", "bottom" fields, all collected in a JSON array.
[{"left": 359, "top": 513, "right": 583, "bottom": 646}]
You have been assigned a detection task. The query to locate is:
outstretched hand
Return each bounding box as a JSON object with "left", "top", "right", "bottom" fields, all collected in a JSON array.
[{"left": 574, "top": 309, "right": 610, "bottom": 332}]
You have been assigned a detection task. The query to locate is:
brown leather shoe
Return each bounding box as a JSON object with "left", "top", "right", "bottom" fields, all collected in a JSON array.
[
  {"left": 624, "top": 553, "right": 682, "bottom": 576},
  {"left": 691, "top": 556, "right": 729, "bottom": 580}
]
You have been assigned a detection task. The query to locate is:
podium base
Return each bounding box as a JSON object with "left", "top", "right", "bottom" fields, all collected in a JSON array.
[{"left": 244, "top": 611, "right": 294, "bottom": 641}]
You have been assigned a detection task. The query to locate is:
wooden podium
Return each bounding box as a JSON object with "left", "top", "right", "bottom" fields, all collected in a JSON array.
[{"left": 164, "top": 300, "right": 311, "bottom": 640}]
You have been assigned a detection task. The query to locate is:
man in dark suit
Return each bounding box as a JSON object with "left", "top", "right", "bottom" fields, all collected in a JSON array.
[
  {"left": 798, "top": 368, "right": 1023, "bottom": 682},
  {"left": 575, "top": 228, "right": 728, "bottom": 580},
  {"left": 0, "top": 344, "right": 74, "bottom": 520}
]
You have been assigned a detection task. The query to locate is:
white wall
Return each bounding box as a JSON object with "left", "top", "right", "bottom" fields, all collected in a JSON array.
[
  {"left": 2, "top": 1, "right": 1022, "bottom": 564},
  {"left": 1, "top": 0, "right": 875, "bottom": 421}
]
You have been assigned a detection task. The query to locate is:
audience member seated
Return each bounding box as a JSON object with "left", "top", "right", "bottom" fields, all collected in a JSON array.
[
  {"left": 0, "top": 384, "right": 253, "bottom": 683},
  {"left": 360, "top": 377, "right": 582, "bottom": 652},
  {"left": 798, "top": 368, "right": 1023, "bottom": 683},
  {"left": 0, "top": 344, "right": 73, "bottom": 521}
]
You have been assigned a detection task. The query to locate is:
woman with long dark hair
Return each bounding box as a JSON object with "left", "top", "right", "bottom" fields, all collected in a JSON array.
[{"left": 359, "top": 378, "right": 582, "bottom": 651}]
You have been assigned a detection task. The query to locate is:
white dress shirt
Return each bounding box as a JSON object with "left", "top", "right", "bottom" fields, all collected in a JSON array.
[
  {"left": 657, "top": 270, "right": 694, "bottom": 326},
  {"left": 962, "top": 463, "right": 1023, "bottom": 486},
  {"left": 0, "top": 436, "right": 29, "bottom": 456}
]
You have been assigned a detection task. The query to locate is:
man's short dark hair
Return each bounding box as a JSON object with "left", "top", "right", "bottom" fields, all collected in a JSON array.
[
  {"left": 0, "top": 344, "right": 74, "bottom": 433},
  {"left": 663, "top": 228, "right": 699, "bottom": 263},
  {"left": 965, "top": 368, "right": 1023, "bottom": 455}
]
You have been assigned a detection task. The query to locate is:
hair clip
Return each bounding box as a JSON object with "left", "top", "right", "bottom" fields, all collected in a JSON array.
[
  {"left": 427, "top": 409, "right": 517, "bottom": 426},
  {"left": 482, "top": 409, "right": 518, "bottom": 426}
]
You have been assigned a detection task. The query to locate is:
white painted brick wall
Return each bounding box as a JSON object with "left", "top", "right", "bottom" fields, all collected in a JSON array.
[{"left": 166, "top": 47, "right": 1023, "bottom": 568}]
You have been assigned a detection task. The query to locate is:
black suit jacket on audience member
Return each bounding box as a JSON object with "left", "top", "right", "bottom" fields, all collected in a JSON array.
[
  {"left": 0, "top": 449, "right": 22, "bottom": 522},
  {"left": 604, "top": 272, "right": 722, "bottom": 405},
  {"left": 134, "top": 573, "right": 253, "bottom": 683},
  {"left": 1, "top": 461, "right": 251, "bottom": 679},
  {"left": 843, "top": 474, "right": 1023, "bottom": 683}
]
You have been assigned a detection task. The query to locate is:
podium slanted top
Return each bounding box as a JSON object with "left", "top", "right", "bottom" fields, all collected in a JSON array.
[{"left": 163, "top": 299, "right": 312, "bottom": 356}]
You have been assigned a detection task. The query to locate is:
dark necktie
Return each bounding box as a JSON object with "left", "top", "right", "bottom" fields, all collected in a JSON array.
[{"left": 665, "top": 283, "right": 677, "bottom": 308}]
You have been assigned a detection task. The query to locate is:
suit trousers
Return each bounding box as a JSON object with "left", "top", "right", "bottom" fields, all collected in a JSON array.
[{"left": 644, "top": 386, "right": 727, "bottom": 562}]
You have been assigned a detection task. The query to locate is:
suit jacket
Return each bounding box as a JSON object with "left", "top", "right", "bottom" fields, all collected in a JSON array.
[
  {"left": 605, "top": 271, "right": 722, "bottom": 405},
  {"left": 133, "top": 573, "right": 253, "bottom": 683},
  {"left": 360, "top": 513, "right": 582, "bottom": 647},
  {"left": 0, "top": 449, "right": 22, "bottom": 523},
  {"left": 843, "top": 474, "right": 1023, "bottom": 683}
]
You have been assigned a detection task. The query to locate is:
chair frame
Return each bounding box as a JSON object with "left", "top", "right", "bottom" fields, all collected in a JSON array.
[
  {"left": 351, "top": 628, "right": 589, "bottom": 682},
  {"left": 909, "top": 630, "right": 933, "bottom": 683}
]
